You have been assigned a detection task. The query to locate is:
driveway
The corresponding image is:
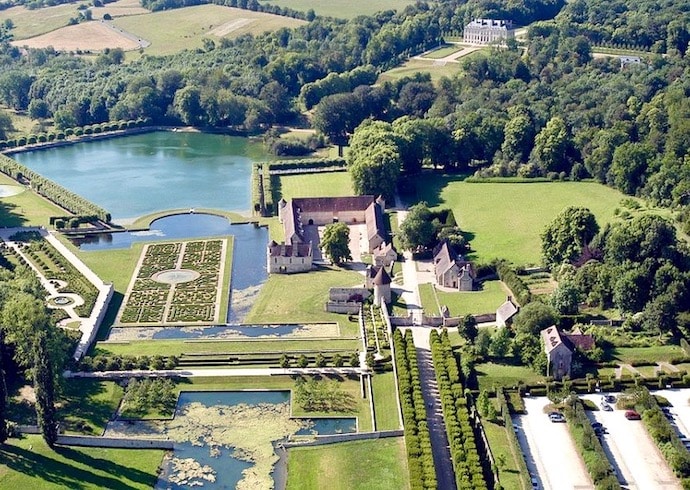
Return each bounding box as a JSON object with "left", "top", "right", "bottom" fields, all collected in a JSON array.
[
  {"left": 516, "top": 397, "right": 593, "bottom": 490},
  {"left": 581, "top": 394, "right": 680, "bottom": 489}
]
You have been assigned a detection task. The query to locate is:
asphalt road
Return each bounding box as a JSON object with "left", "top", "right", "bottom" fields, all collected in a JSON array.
[
  {"left": 581, "top": 393, "right": 680, "bottom": 490},
  {"left": 517, "top": 397, "right": 593, "bottom": 490}
]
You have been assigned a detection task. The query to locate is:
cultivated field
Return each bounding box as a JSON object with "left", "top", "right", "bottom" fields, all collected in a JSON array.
[
  {"left": 111, "top": 5, "right": 306, "bottom": 56},
  {"left": 413, "top": 176, "right": 663, "bottom": 265},
  {"left": 257, "top": 0, "right": 415, "bottom": 19},
  {"left": 0, "top": 3, "right": 77, "bottom": 39},
  {"left": 91, "top": 0, "right": 149, "bottom": 19},
  {"left": 12, "top": 22, "right": 141, "bottom": 52}
]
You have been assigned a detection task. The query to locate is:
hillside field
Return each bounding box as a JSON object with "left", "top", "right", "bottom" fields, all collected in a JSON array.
[{"left": 258, "top": 0, "right": 416, "bottom": 19}]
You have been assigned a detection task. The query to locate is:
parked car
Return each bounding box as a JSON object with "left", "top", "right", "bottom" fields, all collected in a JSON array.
[
  {"left": 530, "top": 474, "right": 540, "bottom": 489},
  {"left": 625, "top": 410, "right": 641, "bottom": 420},
  {"left": 549, "top": 412, "right": 566, "bottom": 423},
  {"left": 601, "top": 402, "right": 613, "bottom": 411},
  {"left": 604, "top": 394, "right": 616, "bottom": 404}
]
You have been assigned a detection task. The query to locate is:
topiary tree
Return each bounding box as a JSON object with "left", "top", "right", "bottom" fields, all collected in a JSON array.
[
  {"left": 297, "top": 355, "right": 309, "bottom": 368},
  {"left": 279, "top": 354, "right": 290, "bottom": 368}
]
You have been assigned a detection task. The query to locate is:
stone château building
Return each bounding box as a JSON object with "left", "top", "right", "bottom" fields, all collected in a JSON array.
[{"left": 463, "top": 19, "right": 514, "bottom": 45}]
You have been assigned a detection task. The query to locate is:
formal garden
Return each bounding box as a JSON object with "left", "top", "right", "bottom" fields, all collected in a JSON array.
[{"left": 118, "top": 239, "right": 228, "bottom": 324}]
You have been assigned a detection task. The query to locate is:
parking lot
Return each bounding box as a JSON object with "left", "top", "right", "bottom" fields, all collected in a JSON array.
[
  {"left": 581, "top": 394, "right": 681, "bottom": 490},
  {"left": 654, "top": 389, "right": 690, "bottom": 438},
  {"left": 516, "top": 397, "right": 593, "bottom": 489}
]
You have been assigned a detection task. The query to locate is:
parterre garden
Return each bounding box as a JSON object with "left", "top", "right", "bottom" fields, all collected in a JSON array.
[{"left": 118, "top": 239, "right": 226, "bottom": 324}]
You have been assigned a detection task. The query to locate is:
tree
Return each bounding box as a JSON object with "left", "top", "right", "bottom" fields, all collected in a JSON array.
[
  {"left": 346, "top": 120, "right": 402, "bottom": 199},
  {"left": 458, "top": 314, "right": 478, "bottom": 343},
  {"left": 399, "top": 202, "right": 436, "bottom": 250},
  {"left": 0, "top": 331, "right": 7, "bottom": 443},
  {"left": 297, "top": 355, "right": 309, "bottom": 368},
  {"left": 321, "top": 222, "right": 352, "bottom": 265},
  {"left": 475, "top": 328, "right": 491, "bottom": 357},
  {"left": 0, "top": 110, "right": 13, "bottom": 140},
  {"left": 512, "top": 302, "right": 560, "bottom": 336},
  {"left": 33, "top": 331, "right": 58, "bottom": 446},
  {"left": 530, "top": 116, "right": 573, "bottom": 174},
  {"left": 489, "top": 327, "right": 512, "bottom": 358},
  {"left": 608, "top": 142, "right": 654, "bottom": 195},
  {"left": 541, "top": 206, "right": 599, "bottom": 267},
  {"left": 550, "top": 282, "right": 580, "bottom": 315},
  {"left": 279, "top": 354, "right": 290, "bottom": 368},
  {"left": 315, "top": 353, "right": 327, "bottom": 367}
]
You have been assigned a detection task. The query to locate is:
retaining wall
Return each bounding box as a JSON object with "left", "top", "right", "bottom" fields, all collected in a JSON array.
[
  {"left": 325, "top": 302, "right": 361, "bottom": 314},
  {"left": 283, "top": 429, "right": 404, "bottom": 448},
  {"left": 57, "top": 434, "right": 174, "bottom": 449}
]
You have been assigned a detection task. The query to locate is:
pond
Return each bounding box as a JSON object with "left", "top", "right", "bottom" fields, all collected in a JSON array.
[
  {"left": 106, "top": 322, "right": 340, "bottom": 341},
  {"left": 105, "top": 390, "right": 357, "bottom": 490},
  {"left": 12, "top": 131, "right": 269, "bottom": 220}
]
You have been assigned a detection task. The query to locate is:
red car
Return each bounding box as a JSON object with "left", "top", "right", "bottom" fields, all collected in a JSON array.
[{"left": 625, "top": 410, "right": 641, "bottom": 420}]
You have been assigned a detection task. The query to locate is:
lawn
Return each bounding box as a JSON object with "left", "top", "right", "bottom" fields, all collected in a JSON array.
[
  {"left": 378, "top": 58, "right": 462, "bottom": 84},
  {"left": 112, "top": 5, "right": 305, "bottom": 56},
  {"left": 286, "top": 437, "right": 409, "bottom": 490},
  {"left": 258, "top": 0, "right": 415, "bottom": 18},
  {"left": 0, "top": 434, "right": 163, "bottom": 489},
  {"left": 423, "top": 44, "right": 464, "bottom": 59},
  {"left": 58, "top": 380, "right": 124, "bottom": 435},
  {"left": 275, "top": 171, "right": 353, "bottom": 201},
  {"left": 372, "top": 371, "right": 401, "bottom": 430},
  {"left": 412, "top": 176, "right": 656, "bottom": 265},
  {"left": 612, "top": 345, "right": 684, "bottom": 364},
  {"left": 94, "top": 337, "right": 361, "bottom": 357},
  {"left": 475, "top": 362, "right": 544, "bottom": 391},
  {"left": 0, "top": 173, "right": 66, "bottom": 228},
  {"left": 482, "top": 419, "right": 526, "bottom": 490},
  {"left": 245, "top": 265, "right": 364, "bottom": 324},
  {"left": 421, "top": 280, "right": 510, "bottom": 317}
]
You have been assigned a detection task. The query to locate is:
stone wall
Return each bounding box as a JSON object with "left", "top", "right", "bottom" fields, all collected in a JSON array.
[
  {"left": 283, "top": 429, "right": 404, "bottom": 448},
  {"left": 325, "top": 302, "right": 361, "bottom": 314},
  {"left": 329, "top": 287, "right": 370, "bottom": 302},
  {"left": 57, "top": 434, "right": 174, "bottom": 449}
]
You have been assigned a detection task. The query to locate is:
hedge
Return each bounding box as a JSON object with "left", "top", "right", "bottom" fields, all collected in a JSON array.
[
  {"left": 496, "top": 260, "right": 531, "bottom": 305},
  {"left": 266, "top": 157, "right": 346, "bottom": 171},
  {"left": 563, "top": 396, "right": 621, "bottom": 489},
  {"left": 393, "top": 329, "right": 437, "bottom": 489},
  {"left": 0, "top": 154, "right": 111, "bottom": 222},
  {"left": 496, "top": 388, "right": 532, "bottom": 490},
  {"left": 430, "top": 329, "right": 491, "bottom": 490}
]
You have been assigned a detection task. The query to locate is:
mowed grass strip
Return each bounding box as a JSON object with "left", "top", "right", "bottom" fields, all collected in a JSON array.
[
  {"left": 0, "top": 434, "right": 163, "bottom": 489},
  {"left": 246, "top": 265, "right": 364, "bottom": 324},
  {"left": 94, "top": 338, "right": 360, "bottom": 356},
  {"left": 372, "top": 371, "right": 401, "bottom": 430},
  {"left": 286, "top": 437, "right": 410, "bottom": 490},
  {"left": 612, "top": 345, "right": 684, "bottom": 364},
  {"left": 258, "top": 0, "right": 415, "bottom": 18},
  {"left": 482, "top": 419, "right": 524, "bottom": 490},
  {"left": 58, "top": 379, "right": 124, "bottom": 435},
  {"left": 276, "top": 171, "right": 353, "bottom": 200},
  {"left": 112, "top": 5, "right": 305, "bottom": 56},
  {"left": 414, "top": 176, "right": 656, "bottom": 265}
]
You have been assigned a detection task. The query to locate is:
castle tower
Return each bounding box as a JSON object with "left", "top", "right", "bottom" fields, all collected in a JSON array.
[{"left": 373, "top": 266, "right": 392, "bottom": 305}]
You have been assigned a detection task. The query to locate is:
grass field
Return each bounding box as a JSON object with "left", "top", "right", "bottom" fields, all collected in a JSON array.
[
  {"left": 419, "top": 280, "right": 509, "bottom": 317},
  {"left": 372, "top": 371, "right": 401, "bottom": 430},
  {"left": 0, "top": 173, "right": 65, "bottom": 228},
  {"left": 412, "top": 176, "right": 657, "bottom": 265},
  {"left": 378, "top": 58, "right": 462, "bottom": 84},
  {"left": 112, "top": 5, "right": 305, "bottom": 56},
  {"left": 94, "top": 337, "right": 360, "bottom": 356},
  {"left": 275, "top": 171, "right": 353, "bottom": 201},
  {"left": 286, "top": 437, "right": 409, "bottom": 490},
  {"left": 0, "top": 434, "right": 163, "bottom": 489},
  {"left": 245, "top": 265, "right": 364, "bottom": 324},
  {"left": 476, "top": 362, "right": 544, "bottom": 391},
  {"left": 0, "top": 4, "right": 77, "bottom": 39},
  {"left": 258, "top": 0, "right": 415, "bottom": 18}
]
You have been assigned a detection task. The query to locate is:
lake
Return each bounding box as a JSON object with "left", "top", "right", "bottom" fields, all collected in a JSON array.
[{"left": 13, "top": 131, "right": 269, "bottom": 220}]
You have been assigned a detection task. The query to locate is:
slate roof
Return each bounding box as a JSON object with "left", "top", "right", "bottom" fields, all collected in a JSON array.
[
  {"left": 268, "top": 240, "right": 312, "bottom": 258},
  {"left": 496, "top": 297, "right": 519, "bottom": 321},
  {"left": 541, "top": 325, "right": 595, "bottom": 354},
  {"left": 365, "top": 201, "right": 385, "bottom": 242},
  {"left": 541, "top": 325, "right": 565, "bottom": 354},
  {"left": 373, "top": 266, "right": 392, "bottom": 286},
  {"left": 433, "top": 240, "right": 456, "bottom": 276}
]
